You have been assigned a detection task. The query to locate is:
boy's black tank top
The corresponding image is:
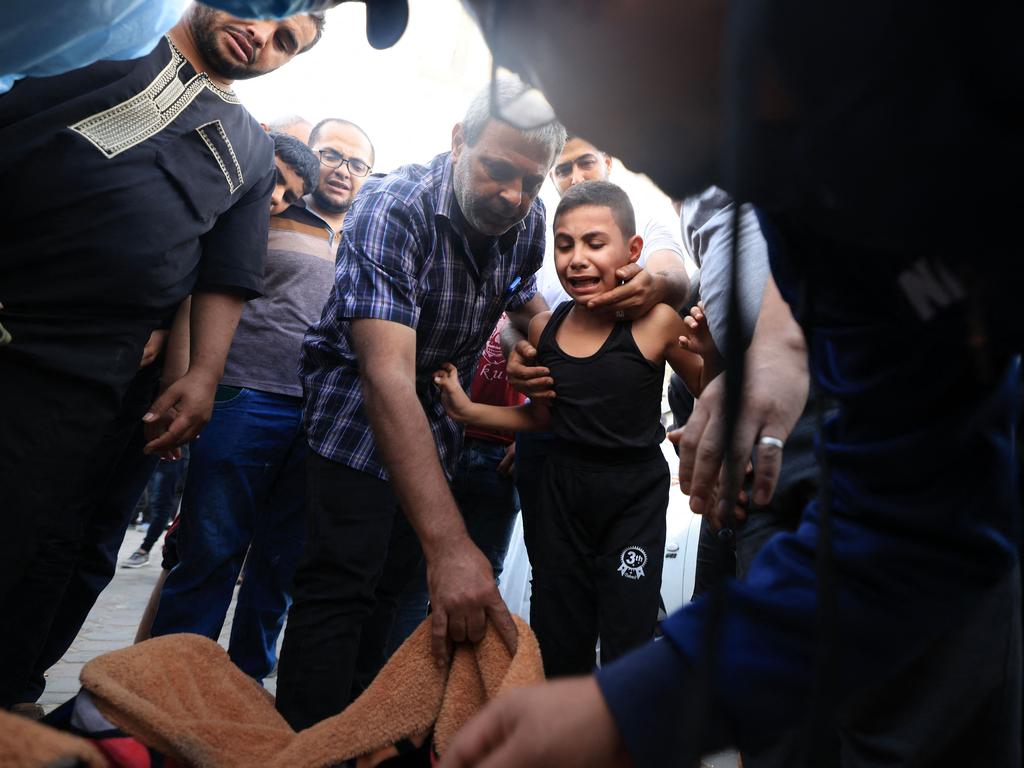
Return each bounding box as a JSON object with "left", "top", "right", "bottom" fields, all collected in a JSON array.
[{"left": 537, "top": 301, "right": 666, "bottom": 451}]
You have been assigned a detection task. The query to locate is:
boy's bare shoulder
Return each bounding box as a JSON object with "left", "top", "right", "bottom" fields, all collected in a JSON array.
[
  {"left": 632, "top": 303, "right": 686, "bottom": 361},
  {"left": 637, "top": 302, "right": 686, "bottom": 332}
]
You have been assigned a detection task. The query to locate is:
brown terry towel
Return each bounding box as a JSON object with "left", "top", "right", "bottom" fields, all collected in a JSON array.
[
  {"left": 0, "top": 709, "right": 109, "bottom": 768},
  {"left": 80, "top": 615, "right": 542, "bottom": 767}
]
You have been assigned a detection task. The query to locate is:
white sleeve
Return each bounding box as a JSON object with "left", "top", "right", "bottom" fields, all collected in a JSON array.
[{"left": 637, "top": 216, "right": 685, "bottom": 269}]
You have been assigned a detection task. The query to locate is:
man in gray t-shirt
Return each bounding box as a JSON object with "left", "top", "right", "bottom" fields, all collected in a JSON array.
[
  {"left": 146, "top": 119, "right": 376, "bottom": 683},
  {"left": 681, "top": 190, "right": 827, "bottom": 690},
  {"left": 681, "top": 185, "right": 770, "bottom": 356}
]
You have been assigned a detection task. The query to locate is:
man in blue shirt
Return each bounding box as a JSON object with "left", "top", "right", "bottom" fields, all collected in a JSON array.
[
  {"left": 274, "top": 80, "right": 566, "bottom": 730},
  {"left": 437, "top": 2, "right": 1022, "bottom": 767}
]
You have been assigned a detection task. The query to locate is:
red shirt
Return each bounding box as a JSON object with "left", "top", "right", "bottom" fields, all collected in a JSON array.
[{"left": 464, "top": 315, "right": 526, "bottom": 445}]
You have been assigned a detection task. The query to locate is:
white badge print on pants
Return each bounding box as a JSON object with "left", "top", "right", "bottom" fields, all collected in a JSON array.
[{"left": 618, "top": 546, "right": 647, "bottom": 580}]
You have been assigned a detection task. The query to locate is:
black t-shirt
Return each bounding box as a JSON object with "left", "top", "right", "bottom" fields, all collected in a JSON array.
[{"left": 0, "top": 36, "right": 273, "bottom": 385}]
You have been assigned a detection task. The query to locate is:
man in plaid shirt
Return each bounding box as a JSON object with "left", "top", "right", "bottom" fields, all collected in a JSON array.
[{"left": 275, "top": 81, "right": 566, "bottom": 730}]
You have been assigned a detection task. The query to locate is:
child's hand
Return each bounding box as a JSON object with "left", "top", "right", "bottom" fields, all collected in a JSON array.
[
  {"left": 433, "top": 362, "right": 473, "bottom": 422},
  {"left": 679, "top": 302, "right": 716, "bottom": 359}
]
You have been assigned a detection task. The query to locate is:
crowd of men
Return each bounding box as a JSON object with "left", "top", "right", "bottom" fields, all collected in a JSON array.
[
  {"left": 0, "top": 0, "right": 692, "bottom": 727},
  {"left": 1, "top": 1, "right": 1020, "bottom": 767}
]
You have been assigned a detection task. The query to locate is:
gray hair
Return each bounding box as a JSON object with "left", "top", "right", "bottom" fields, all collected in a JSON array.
[
  {"left": 267, "top": 115, "right": 312, "bottom": 133},
  {"left": 462, "top": 77, "right": 567, "bottom": 163}
]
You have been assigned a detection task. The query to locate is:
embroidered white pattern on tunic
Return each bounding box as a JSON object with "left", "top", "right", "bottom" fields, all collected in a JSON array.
[{"left": 70, "top": 37, "right": 241, "bottom": 159}]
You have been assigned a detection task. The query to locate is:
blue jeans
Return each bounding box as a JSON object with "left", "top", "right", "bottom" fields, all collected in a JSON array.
[
  {"left": 150, "top": 387, "right": 307, "bottom": 682},
  {"left": 386, "top": 438, "right": 520, "bottom": 654}
]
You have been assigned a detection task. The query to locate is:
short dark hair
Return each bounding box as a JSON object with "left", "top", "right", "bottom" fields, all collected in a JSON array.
[
  {"left": 554, "top": 180, "right": 636, "bottom": 239},
  {"left": 307, "top": 117, "right": 376, "bottom": 166},
  {"left": 300, "top": 13, "right": 327, "bottom": 54},
  {"left": 271, "top": 131, "right": 319, "bottom": 194}
]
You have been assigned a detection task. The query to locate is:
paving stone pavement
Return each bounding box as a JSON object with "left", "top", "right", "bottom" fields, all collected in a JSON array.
[{"left": 37, "top": 526, "right": 738, "bottom": 767}]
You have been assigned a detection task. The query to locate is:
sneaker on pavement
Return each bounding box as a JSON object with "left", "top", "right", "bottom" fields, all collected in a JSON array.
[{"left": 122, "top": 549, "right": 150, "bottom": 568}]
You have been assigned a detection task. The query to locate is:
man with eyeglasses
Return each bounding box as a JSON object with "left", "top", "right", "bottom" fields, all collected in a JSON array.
[
  {"left": 275, "top": 79, "right": 565, "bottom": 730},
  {"left": 307, "top": 117, "right": 377, "bottom": 235},
  {"left": 146, "top": 118, "right": 373, "bottom": 684}
]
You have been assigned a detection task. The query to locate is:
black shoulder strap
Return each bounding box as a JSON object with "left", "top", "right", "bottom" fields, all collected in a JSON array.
[{"left": 537, "top": 300, "right": 573, "bottom": 352}]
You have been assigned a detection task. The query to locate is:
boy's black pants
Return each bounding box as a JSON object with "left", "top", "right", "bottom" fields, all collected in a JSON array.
[{"left": 523, "top": 441, "right": 668, "bottom": 678}]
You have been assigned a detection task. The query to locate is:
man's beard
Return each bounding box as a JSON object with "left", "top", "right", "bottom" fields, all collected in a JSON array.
[
  {"left": 453, "top": 152, "right": 511, "bottom": 236},
  {"left": 313, "top": 187, "right": 353, "bottom": 215},
  {"left": 188, "top": 5, "right": 271, "bottom": 81}
]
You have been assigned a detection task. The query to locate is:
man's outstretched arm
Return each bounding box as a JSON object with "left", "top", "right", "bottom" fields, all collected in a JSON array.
[{"left": 351, "top": 317, "right": 518, "bottom": 667}]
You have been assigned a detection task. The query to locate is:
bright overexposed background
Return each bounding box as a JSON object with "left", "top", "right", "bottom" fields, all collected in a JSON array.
[{"left": 233, "top": 0, "right": 682, "bottom": 242}]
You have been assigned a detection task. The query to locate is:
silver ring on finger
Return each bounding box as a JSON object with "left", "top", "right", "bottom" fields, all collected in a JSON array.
[{"left": 757, "top": 435, "right": 784, "bottom": 450}]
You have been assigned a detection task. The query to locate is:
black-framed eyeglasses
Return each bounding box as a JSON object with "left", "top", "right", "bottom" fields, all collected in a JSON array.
[
  {"left": 481, "top": 2, "right": 557, "bottom": 131},
  {"left": 319, "top": 149, "right": 371, "bottom": 177}
]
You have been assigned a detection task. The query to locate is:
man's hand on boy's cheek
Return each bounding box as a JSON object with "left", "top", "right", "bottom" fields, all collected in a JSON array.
[
  {"left": 587, "top": 264, "right": 661, "bottom": 319},
  {"left": 507, "top": 339, "right": 556, "bottom": 400}
]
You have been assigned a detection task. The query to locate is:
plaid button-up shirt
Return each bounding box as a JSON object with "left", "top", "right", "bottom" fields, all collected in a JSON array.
[{"left": 300, "top": 152, "right": 545, "bottom": 480}]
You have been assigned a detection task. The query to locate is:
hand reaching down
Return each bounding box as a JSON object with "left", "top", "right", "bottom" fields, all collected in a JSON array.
[
  {"left": 426, "top": 535, "right": 518, "bottom": 668},
  {"left": 142, "top": 368, "right": 218, "bottom": 455}
]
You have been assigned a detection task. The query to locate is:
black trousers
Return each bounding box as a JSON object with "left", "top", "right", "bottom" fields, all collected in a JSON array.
[
  {"left": 275, "top": 453, "right": 423, "bottom": 731},
  {"left": 19, "top": 421, "right": 158, "bottom": 703},
  {"left": 0, "top": 347, "right": 156, "bottom": 707},
  {"left": 525, "top": 442, "right": 668, "bottom": 679}
]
